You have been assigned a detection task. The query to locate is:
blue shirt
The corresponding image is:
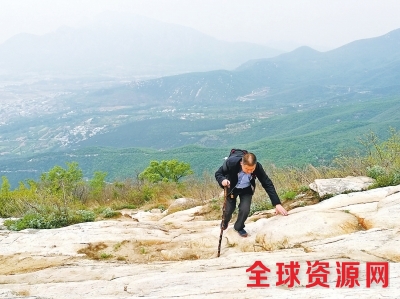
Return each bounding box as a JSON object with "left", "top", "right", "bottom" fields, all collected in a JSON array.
[{"left": 236, "top": 171, "right": 252, "bottom": 188}]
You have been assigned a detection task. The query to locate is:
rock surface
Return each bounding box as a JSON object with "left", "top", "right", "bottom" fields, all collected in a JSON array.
[
  {"left": 309, "top": 176, "right": 375, "bottom": 197},
  {"left": 1, "top": 183, "right": 399, "bottom": 298}
]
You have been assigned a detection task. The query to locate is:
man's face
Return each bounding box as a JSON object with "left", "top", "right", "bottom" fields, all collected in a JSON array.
[{"left": 240, "top": 162, "right": 256, "bottom": 174}]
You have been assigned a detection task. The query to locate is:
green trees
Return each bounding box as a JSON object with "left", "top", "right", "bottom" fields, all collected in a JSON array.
[
  {"left": 1, "top": 159, "right": 198, "bottom": 231},
  {"left": 0, "top": 176, "right": 11, "bottom": 198},
  {"left": 139, "top": 160, "right": 194, "bottom": 183},
  {"left": 89, "top": 171, "right": 108, "bottom": 198},
  {"left": 3, "top": 162, "right": 96, "bottom": 230},
  {"left": 40, "top": 161, "right": 83, "bottom": 201},
  {"left": 0, "top": 176, "right": 11, "bottom": 217}
]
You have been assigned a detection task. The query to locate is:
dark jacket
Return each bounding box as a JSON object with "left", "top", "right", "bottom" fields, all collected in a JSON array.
[{"left": 215, "top": 156, "right": 282, "bottom": 206}]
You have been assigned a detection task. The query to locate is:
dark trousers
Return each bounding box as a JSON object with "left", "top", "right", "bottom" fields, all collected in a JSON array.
[{"left": 223, "top": 186, "right": 253, "bottom": 231}]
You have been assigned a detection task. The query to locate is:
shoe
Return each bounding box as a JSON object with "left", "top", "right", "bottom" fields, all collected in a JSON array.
[
  {"left": 236, "top": 228, "right": 248, "bottom": 237},
  {"left": 220, "top": 221, "right": 228, "bottom": 230}
]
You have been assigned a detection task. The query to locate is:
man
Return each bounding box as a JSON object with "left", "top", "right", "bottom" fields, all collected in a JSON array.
[{"left": 215, "top": 152, "right": 288, "bottom": 237}]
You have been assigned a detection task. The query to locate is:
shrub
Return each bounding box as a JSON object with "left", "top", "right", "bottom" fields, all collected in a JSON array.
[
  {"left": 299, "top": 185, "right": 310, "bottom": 192},
  {"left": 102, "top": 207, "right": 119, "bottom": 218},
  {"left": 369, "top": 169, "right": 400, "bottom": 188},
  {"left": 249, "top": 200, "right": 273, "bottom": 216},
  {"left": 281, "top": 190, "right": 297, "bottom": 200},
  {"left": 4, "top": 212, "right": 69, "bottom": 231},
  {"left": 393, "top": 171, "right": 400, "bottom": 185},
  {"left": 367, "top": 165, "right": 386, "bottom": 179},
  {"left": 4, "top": 209, "right": 95, "bottom": 231},
  {"left": 75, "top": 210, "right": 96, "bottom": 222}
]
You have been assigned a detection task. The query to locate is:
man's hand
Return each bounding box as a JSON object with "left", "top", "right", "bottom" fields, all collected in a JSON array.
[
  {"left": 222, "top": 179, "right": 230, "bottom": 187},
  {"left": 275, "top": 204, "right": 288, "bottom": 216}
]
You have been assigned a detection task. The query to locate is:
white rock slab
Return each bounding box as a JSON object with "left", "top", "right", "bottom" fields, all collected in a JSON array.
[{"left": 309, "top": 176, "right": 375, "bottom": 197}]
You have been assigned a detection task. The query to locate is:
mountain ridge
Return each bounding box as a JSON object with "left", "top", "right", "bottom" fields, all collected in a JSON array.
[{"left": 0, "top": 12, "right": 283, "bottom": 78}]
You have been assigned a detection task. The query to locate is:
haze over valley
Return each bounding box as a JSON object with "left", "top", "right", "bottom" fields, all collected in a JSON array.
[{"left": 1, "top": 10, "right": 400, "bottom": 186}]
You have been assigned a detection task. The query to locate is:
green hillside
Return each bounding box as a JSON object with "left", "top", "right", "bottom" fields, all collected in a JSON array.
[{"left": 1, "top": 96, "right": 398, "bottom": 187}]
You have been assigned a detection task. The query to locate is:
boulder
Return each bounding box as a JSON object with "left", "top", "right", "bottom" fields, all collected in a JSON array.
[
  {"left": 129, "top": 210, "right": 166, "bottom": 222},
  {"left": 166, "top": 197, "right": 199, "bottom": 214},
  {"left": 309, "top": 176, "right": 375, "bottom": 197}
]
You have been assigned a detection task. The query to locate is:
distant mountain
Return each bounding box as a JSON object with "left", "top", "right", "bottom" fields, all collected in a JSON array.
[
  {"left": 113, "top": 28, "right": 400, "bottom": 107},
  {"left": 0, "top": 11, "right": 283, "bottom": 78},
  {"left": 237, "top": 28, "right": 400, "bottom": 88}
]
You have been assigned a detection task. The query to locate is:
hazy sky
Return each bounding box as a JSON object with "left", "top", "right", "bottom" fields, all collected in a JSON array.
[{"left": 1, "top": 0, "right": 400, "bottom": 51}]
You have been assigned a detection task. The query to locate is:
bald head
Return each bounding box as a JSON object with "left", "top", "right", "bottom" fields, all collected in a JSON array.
[{"left": 242, "top": 152, "right": 257, "bottom": 167}]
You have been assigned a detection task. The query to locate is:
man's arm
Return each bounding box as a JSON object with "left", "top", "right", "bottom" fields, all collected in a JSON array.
[
  {"left": 255, "top": 162, "right": 281, "bottom": 205},
  {"left": 255, "top": 163, "right": 288, "bottom": 216},
  {"left": 215, "top": 165, "right": 227, "bottom": 188}
]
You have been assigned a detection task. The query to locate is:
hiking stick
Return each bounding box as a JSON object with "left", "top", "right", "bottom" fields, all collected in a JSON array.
[{"left": 217, "top": 186, "right": 228, "bottom": 257}]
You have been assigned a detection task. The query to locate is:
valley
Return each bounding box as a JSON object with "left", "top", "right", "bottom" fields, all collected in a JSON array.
[{"left": 1, "top": 28, "right": 400, "bottom": 187}]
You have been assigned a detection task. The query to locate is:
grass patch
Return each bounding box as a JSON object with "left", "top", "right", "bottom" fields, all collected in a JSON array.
[{"left": 100, "top": 252, "right": 113, "bottom": 259}]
